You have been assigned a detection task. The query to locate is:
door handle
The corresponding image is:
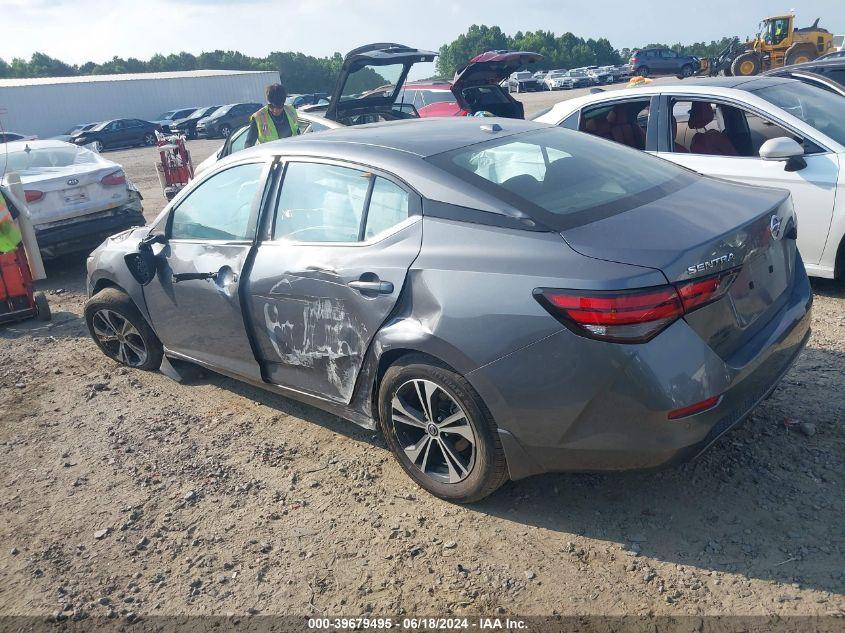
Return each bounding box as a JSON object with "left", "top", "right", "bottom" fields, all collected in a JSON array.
[
  {"left": 173, "top": 271, "right": 217, "bottom": 283},
  {"left": 348, "top": 279, "right": 394, "bottom": 294}
]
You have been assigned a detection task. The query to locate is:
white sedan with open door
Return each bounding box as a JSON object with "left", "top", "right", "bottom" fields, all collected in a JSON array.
[{"left": 534, "top": 76, "right": 845, "bottom": 279}]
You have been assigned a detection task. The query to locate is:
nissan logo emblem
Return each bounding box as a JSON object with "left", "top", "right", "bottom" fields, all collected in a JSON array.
[
  {"left": 770, "top": 215, "right": 783, "bottom": 240},
  {"left": 67, "top": 178, "right": 79, "bottom": 186}
]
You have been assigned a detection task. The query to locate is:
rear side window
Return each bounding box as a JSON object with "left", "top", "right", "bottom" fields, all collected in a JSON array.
[
  {"left": 365, "top": 178, "right": 409, "bottom": 239},
  {"left": 273, "top": 163, "right": 369, "bottom": 242},
  {"left": 427, "top": 127, "right": 691, "bottom": 230},
  {"left": 273, "top": 163, "right": 413, "bottom": 243}
]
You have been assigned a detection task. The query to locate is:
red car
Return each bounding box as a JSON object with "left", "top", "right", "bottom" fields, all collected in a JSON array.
[{"left": 398, "top": 51, "right": 543, "bottom": 119}]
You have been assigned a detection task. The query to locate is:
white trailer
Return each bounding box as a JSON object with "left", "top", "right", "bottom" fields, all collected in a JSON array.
[{"left": 0, "top": 69, "right": 280, "bottom": 139}]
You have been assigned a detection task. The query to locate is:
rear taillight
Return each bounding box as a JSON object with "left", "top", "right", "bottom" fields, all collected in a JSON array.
[
  {"left": 630, "top": 57, "right": 639, "bottom": 63},
  {"left": 676, "top": 269, "right": 737, "bottom": 312},
  {"left": 535, "top": 269, "right": 737, "bottom": 343},
  {"left": 24, "top": 190, "right": 44, "bottom": 203},
  {"left": 101, "top": 170, "right": 126, "bottom": 186}
]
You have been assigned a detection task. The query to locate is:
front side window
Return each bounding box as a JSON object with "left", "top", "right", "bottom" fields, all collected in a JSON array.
[
  {"left": 753, "top": 81, "right": 845, "bottom": 146},
  {"left": 671, "top": 97, "right": 817, "bottom": 156},
  {"left": 170, "top": 162, "right": 264, "bottom": 240},
  {"left": 273, "top": 162, "right": 370, "bottom": 242},
  {"left": 429, "top": 127, "right": 690, "bottom": 230}
]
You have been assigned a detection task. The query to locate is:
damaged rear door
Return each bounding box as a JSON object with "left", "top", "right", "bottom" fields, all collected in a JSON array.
[{"left": 245, "top": 159, "right": 422, "bottom": 403}]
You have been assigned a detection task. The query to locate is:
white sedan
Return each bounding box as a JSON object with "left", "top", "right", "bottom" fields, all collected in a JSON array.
[
  {"left": 534, "top": 77, "right": 845, "bottom": 279},
  {"left": 0, "top": 140, "right": 144, "bottom": 257}
]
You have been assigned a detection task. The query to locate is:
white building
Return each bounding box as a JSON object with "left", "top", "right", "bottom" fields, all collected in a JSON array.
[{"left": 0, "top": 69, "right": 280, "bottom": 139}]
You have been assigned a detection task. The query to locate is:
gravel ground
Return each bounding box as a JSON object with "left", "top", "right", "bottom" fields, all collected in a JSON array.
[{"left": 0, "top": 83, "right": 843, "bottom": 622}]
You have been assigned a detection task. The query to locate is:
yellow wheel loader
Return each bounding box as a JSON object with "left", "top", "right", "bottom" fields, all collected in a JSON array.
[{"left": 697, "top": 15, "right": 835, "bottom": 77}]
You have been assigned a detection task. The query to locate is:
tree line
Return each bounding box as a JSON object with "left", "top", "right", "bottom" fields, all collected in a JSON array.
[{"left": 0, "top": 27, "right": 739, "bottom": 92}]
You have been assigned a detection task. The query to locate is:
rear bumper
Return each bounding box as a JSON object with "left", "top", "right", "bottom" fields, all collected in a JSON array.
[
  {"left": 468, "top": 257, "right": 813, "bottom": 480},
  {"left": 35, "top": 199, "right": 145, "bottom": 258}
]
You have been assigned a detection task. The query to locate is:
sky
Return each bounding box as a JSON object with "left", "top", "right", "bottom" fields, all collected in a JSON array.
[{"left": 2, "top": 0, "right": 843, "bottom": 67}]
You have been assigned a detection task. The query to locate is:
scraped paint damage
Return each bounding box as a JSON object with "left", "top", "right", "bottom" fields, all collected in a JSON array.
[{"left": 262, "top": 293, "right": 365, "bottom": 401}]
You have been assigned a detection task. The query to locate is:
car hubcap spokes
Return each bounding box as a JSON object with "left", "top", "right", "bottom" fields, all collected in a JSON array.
[
  {"left": 92, "top": 309, "right": 147, "bottom": 366},
  {"left": 392, "top": 379, "right": 476, "bottom": 484}
]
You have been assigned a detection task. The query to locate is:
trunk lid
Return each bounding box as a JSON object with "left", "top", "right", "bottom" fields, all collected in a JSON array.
[
  {"left": 560, "top": 178, "right": 797, "bottom": 356},
  {"left": 324, "top": 43, "right": 437, "bottom": 122},
  {"left": 451, "top": 51, "right": 544, "bottom": 93},
  {"left": 21, "top": 163, "right": 129, "bottom": 225}
]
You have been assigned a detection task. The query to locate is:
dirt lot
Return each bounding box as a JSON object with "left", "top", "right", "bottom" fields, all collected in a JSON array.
[{"left": 0, "top": 85, "right": 843, "bottom": 623}]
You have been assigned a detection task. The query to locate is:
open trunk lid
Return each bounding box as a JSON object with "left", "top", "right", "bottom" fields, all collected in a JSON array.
[
  {"left": 560, "top": 178, "right": 798, "bottom": 356},
  {"left": 324, "top": 43, "right": 437, "bottom": 122},
  {"left": 451, "top": 51, "right": 543, "bottom": 118}
]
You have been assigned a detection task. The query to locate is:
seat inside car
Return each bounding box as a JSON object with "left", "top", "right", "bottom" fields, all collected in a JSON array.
[
  {"left": 688, "top": 101, "right": 738, "bottom": 156},
  {"left": 606, "top": 105, "right": 645, "bottom": 150}
]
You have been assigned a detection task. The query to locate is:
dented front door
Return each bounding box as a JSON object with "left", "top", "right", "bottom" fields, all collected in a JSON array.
[
  {"left": 246, "top": 221, "right": 422, "bottom": 404},
  {"left": 141, "top": 160, "right": 270, "bottom": 381}
]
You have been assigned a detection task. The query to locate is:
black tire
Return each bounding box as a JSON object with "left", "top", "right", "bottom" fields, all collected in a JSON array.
[
  {"left": 785, "top": 44, "right": 817, "bottom": 66},
  {"left": 143, "top": 132, "right": 156, "bottom": 146},
  {"left": 636, "top": 66, "right": 649, "bottom": 78},
  {"left": 187, "top": 127, "right": 197, "bottom": 140},
  {"left": 219, "top": 124, "right": 232, "bottom": 138},
  {"left": 731, "top": 52, "right": 762, "bottom": 76},
  {"left": 84, "top": 288, "right": 163, "bottom": 371},
  {"left": 680, "top": 64, "right": 694, "bottom": 78},
  {"left": 93, "top": 140, "right": 104, "bottom": 153},
  {"left": 378, "top": 354, "right": 508, "bottom": 503},
  {"left": 722, "top": 64, "right": 733, "bottom": 77},
  {"left": 34, "top": 292, "right": 51, "bottom": 322}
]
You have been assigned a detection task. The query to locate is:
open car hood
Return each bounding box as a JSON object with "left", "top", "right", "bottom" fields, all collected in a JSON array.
[
  {"left": 324, "top": 43, "right": 438, "bottom": 122},
  {"left": 451, "top": 51, "right": 544, "bottom": 97}
]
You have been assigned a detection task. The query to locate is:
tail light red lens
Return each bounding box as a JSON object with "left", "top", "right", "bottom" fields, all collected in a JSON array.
[
  {"left": 630, "top": 57, "right": 639, "bottom": 63},
  {"left": 535, "top": 269, "right": 737, "bottom": 343},
  {"left": 676, "top": 270, "right": 737, "bottom": 312},
  {"left": 101, "top": 170, "right": 126, "bottom": 186},
  {"left": 24, "top": 190, "right": 44, "bottom": 203}
]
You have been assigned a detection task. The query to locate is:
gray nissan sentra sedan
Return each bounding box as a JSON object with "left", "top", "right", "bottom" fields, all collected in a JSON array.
[{"left": 85, "top": 117, "right": 812, "bottom": 502}]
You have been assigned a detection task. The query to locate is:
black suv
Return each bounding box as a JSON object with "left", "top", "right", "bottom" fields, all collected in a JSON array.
[
  {"left": 629, "top": 48, "right": 700, "bottom": 78},
  {"left": 71, "top": 119, "right": 160, "bottom": 151},
  {"left": 195, "top": 103, "right": 262, "bottom": 138}
]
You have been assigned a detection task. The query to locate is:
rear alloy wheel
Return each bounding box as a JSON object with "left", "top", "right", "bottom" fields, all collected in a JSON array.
[
  {"left": 636, "top": 66, "right": 650, "bottom": 78},
  {"left": 84, "top": 288, "right": 163, "bottom": 370},
  {"left": 379, "top": 356, "right": 508, "bottom": 503},
  {"left": 94, "top": 140, "right": 104, "bottom": 152},
  {"left": 680, "top": 64, "right": 694, "bottom": 78},
  {"left": 143, "top": 132, "right": 156, "bottom": 146}
]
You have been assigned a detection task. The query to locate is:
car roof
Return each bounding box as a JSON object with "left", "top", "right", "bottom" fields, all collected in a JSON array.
[{"left": 236, "top": 116, "right": 547, "bottom": 159}]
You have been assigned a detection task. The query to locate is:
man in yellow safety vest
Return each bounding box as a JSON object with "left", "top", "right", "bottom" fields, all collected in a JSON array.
[{"left": 245, "top": 83, "right": 300, "bottom": 147}]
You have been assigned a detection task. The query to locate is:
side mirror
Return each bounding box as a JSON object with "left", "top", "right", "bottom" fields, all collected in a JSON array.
[{"left": 759, "top": 137, "right": 806, "bottom": 171}]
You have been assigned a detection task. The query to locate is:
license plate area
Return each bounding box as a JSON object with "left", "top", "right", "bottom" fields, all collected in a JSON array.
[
  {"left": 729, "top": 244, "right": 789, "bottom": 328},
  {"left": 62, "top": 187, "right": 88, "bottom": 204}
]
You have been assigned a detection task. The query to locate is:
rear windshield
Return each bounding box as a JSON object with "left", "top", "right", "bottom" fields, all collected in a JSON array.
[
  {"left": 427, "top": 127, "right": 694, "bottom": 230},
  {"left": 1, "top": 144, "right": 102, "bottom": 175}
]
